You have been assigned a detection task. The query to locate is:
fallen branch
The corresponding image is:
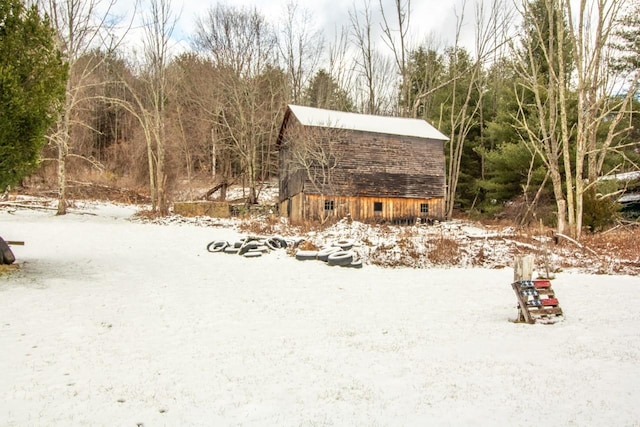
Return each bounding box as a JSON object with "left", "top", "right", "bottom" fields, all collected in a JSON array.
[
  {"left": 554, "top": 233, "right": 599, "bottom": 256},
  {"left": 0, "top": 201, "right": 97, "bottom": 216},
  {"left": 0, "top": 201, "right": 56, "bottom": 211}
]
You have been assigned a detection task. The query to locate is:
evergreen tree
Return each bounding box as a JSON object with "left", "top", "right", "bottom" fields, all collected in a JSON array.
[
  {"left": 303, "top": 69, "right": 354, "bottom": 112},
  {"left": 611, "top": 0, "right": 640, "bottom": 72},
  {"left": 0, "top": 0, "right": 67, "bottom": 191}
]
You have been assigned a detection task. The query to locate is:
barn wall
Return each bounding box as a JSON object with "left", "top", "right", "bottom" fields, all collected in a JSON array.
[
  {"left": 319, "top": 130, "right": 446, "bottom": 199},
  {"left": 280, "top": 193, "right": 306, "bottom": 223},
  {"left": 301, "top": 194, "right": 444, "bottom": 223},
  {"left": 279, "top": 125, "right": 446, "bottom": 202}
]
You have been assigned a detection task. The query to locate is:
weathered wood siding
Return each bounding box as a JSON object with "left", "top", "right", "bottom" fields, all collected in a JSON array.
[
  {"left": 322, "top": 130, "right": 446, "bottom": 199},
  {"left": 279, "top": 193, "right": 305, "bottom": 223},
  {"left": 303, "top": 194, "right": 444, "bottom": 223}
]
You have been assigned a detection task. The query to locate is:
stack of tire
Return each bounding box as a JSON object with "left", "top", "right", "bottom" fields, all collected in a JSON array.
[
  {"left": 0, "top": 237, "right": 16, "bottom": 265},
  {"left": 206, "top": 236, "right": 293, "bottom": 258},
  {"left": 295, "top": 239, "right": 362, "bottom": 269}
]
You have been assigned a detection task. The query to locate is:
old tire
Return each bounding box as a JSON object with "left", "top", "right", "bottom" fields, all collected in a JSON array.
[
  {"left": 327, "top": 251, "right": 353, "bottom": 266},
  {"left": 0, "top": 237, "right": 15, "bottom": 265},
  {"left": 206, "top": 240, "right": 228, "bottom": 253},
  {"left": 334, "top": 239, "right": 355, "bottom": 251},
  {"left": 295, "top": 250, "right": 318, "bottom": 261},
  {"left": 317, "top": 246, "right": 341, "bottom": 262},
  {"left": 274, "top": 237, "right": 288, "bottom": 249},
  {"left": 344, "top": 259, "right": 363, "bottom": 269},
  {"left": 239, "top": 241, "right": 260, "bottom": 255},
  {"left": 265, "top": 238, "right": 281, "bottom": 250}
]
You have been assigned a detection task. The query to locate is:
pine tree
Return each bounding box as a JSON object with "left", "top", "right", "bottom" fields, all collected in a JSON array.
[{"left": 0, "top": 0, "right": 67, "bottom": 191}]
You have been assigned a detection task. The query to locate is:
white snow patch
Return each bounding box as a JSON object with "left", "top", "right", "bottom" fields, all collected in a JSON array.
[{"left": 1, "top": 203, "right": 639, "bottom": 425}]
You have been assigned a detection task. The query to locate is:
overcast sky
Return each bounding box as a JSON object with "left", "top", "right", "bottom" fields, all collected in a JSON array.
[{"left": 114, "top": 0, "right": 473, "bottom": 55}]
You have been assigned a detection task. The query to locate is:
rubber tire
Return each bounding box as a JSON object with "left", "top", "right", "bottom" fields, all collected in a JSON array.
[
  {"left": 206, "top": 240, "right": 228, "bottom": 253},
  {"left": 239, "top": 241, "right": 259, "bottom": 255},
  {"left": 317, "top": 246, "right": 341, "bottom": 262},
  {"left": 327, "top": 251, "right": 354, "bottom": 266},
  {"left": 0, "top": 237, "right": 15, "bottom": 265},
  {"left": 295, "top": 250, "right": 318, "bottom": 261},
  {"left": 335, "top": 239, "right": 355, "bottom": 250},
  {"left": 344, "top": 259, "right": 363, "bottom": 269},
  {"left": 265, "top": 238, "right": 280, "bottom": 250},
  {"left": 274, "top": 237, "right": 288, "bottom": 249}
]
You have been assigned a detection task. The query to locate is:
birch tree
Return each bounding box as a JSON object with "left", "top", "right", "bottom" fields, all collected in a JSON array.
[{"left": 514, "top": 0, "right": 638, "bottom": 238}]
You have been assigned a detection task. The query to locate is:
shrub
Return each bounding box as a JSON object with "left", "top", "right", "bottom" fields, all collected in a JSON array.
[{"left": 582, "top": 187, "right": 620, "bottom": 232}]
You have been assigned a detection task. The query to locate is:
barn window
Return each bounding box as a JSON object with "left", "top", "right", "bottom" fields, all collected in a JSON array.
[
  {"left": 374, "top": 202, "right": 383, "bottom": 213},
  {"left": 324, "top": 200, "right": 335, "bottom": 211},
  {"left": 420, "top": 203, "right": 429, "bottom": 215}
]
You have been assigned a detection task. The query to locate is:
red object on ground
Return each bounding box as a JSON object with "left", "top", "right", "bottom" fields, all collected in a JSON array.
[{"left": 534, "top": 280, "right": 552, "bottom": 289}]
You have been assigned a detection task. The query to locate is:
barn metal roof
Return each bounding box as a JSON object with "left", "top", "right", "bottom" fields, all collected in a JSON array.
[{"left": 287, "top": 105, "right": 449, "bottom": 141}]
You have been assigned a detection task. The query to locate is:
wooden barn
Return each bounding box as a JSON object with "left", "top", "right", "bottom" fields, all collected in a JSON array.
[{"left": 277, "top": 105, "right": 448, "bottom": 224}]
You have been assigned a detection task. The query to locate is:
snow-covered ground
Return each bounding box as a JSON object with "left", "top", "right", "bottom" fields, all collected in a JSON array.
[{"left": 1, "top": 202, "right": 639, "bottom": 426}]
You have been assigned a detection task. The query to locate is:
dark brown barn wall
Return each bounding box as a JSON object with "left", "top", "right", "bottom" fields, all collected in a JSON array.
[{"left": 301, "top": 129, "right": 445, "bottom": 199}]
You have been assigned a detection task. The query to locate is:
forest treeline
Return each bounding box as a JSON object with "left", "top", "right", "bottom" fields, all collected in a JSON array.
[{"left": 3, "top": 0, "right": 640, "bottom": 239}]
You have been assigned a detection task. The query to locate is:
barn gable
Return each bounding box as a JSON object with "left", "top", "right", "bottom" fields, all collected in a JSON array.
[{"left": 278, "top": 105, "right": 447, "bottom": 223}]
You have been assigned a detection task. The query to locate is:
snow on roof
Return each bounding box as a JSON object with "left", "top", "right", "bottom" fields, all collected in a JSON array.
[
  {"left": 619, "top": 193, "right": 640, "bottom": 203},
  {"left": 287, "top": 104, "right": 449, "bottom": 141},
  {"left": 598, "top": 171, "right": 640, "bottom": 181}
]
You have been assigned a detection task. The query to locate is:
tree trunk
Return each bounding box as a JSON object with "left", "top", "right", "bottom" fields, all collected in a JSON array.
[{"left": 56, "top": 139, "right": 67, "bottom": 216}]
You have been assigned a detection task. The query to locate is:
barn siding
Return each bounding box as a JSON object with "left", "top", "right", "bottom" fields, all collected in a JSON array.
[
  {"left": 280, "top": 125, "right": 445, "bottom": 201},
  {"left": 320, "top": 130, "right": 446, "bottom": 199},
  {"left": 299, "top": 194, "right": 444, "bottom": 223}
]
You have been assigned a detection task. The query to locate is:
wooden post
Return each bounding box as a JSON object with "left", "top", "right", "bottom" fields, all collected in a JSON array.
[
  {"left": 514, "top": 254, "right": 534, "bottom": 282},
  {"left": 513, "top": 255, "right": 534, "bottom": 323}
]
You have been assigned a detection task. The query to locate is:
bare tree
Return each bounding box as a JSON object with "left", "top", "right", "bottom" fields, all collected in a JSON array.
[
  {"left": 350, "top": 0, "right": 393, "bottom": 114},
  {"left": 278, "top": 1, "right": 324, "bottom": 104},
  {"left": 138, "top": 0, "right": 177, "bottom": 215},
  {"left": 379, "top": 0, "right": 411, "bottom": 115},
  {"left": 194, "top": 4, "right": 283, "bottom": 205},
  {"left": 327, "top": 25, "right": 357, "bottom": 107},
  {"left": 283, "top": 125, "right": 344, "bottom": 223},
  {"left": 40, "top": 0, "right": 134, "bottom": 214}
]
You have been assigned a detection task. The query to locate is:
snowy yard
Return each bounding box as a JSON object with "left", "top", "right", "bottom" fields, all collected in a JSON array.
[{"left": 1, "top": 203, "right": 639, "bottom": 426}]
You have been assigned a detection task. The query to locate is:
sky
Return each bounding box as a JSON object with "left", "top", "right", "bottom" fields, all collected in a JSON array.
[{"left": 113, "top": 0, "right": 471, "bottom": 56}]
